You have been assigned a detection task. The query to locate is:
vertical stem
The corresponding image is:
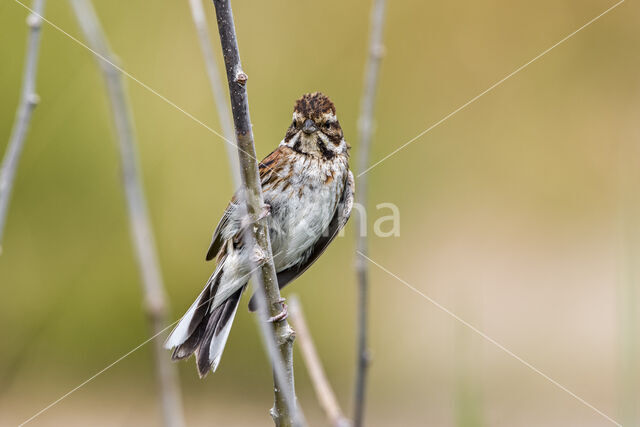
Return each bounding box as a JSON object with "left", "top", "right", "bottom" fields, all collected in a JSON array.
[
  {"left": 616, "top": 134, "right": 639, "bottom": 426},
  {"left": 69, "top": 2, "right": 185, "bottom": 427},
  {"left": 0, "top": 0, "right": 45, "bottom": 252},
  {"left": 453, "top": 304, "right": 484, "bottom": 427},
  {"left": 209, "top": 1, "right": 301, "bottom": 425},
  {"left": 187, "top": 0, "right": 240, "bottom": 187},
  {"left": 354, "top": 0, "right": 386, "bottom": 425}
]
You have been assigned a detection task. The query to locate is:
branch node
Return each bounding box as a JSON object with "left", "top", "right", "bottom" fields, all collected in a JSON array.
[
  {"left": 26, "top": 93, "right": 40, "bottom": 107},
  {"left": 363, "top": 349, "right": 373, "bottom": 366},
  {"left": 143, "top": 295, "right": 167, "bottom": 320},
  {"left": 234, "top": 70, "right": 248, "bottom": 86},
  {"left": 280, "top": 323, "right": 295, "bottom": 344},
  {"left": 251, "top": 242, "right": 268, "bottom": 265},
  {"left": 0, "top": 0, "right": 45, "bottom": 249},
  {"left": 26, "top": 13, "right": 42, "bottom": 29},
  {"left": 371, "top": 43, "right": 385, "bottom": 59}
]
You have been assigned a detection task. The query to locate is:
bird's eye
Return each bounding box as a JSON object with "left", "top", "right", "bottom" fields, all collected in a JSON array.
[
  {"left": 323, "top": 122, "right": 331, "bottom": 130},
  {"left": 291, "top": 120, "right": 297, "bottom": 128}
]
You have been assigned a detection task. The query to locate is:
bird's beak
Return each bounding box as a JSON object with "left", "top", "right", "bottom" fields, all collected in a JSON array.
[{"left": 302, "top": 119, "right": 317, "bottom": 135}]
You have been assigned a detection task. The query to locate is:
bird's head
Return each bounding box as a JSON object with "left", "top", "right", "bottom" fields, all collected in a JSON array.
[{"left": 282, "top": 92, "right": 349, "bottom": 160}]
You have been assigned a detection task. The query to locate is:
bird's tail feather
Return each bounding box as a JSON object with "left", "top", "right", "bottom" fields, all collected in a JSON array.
[{"left": 164, "top": 267, "right": 245, "bottom": 377}]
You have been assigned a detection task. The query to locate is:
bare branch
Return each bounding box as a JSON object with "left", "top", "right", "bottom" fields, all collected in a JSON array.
[
  {"left": 209, "top": 1, "right": 302, "bottom": 425},
  {"left": 69, "top": 2, "right": 185, "bottom": 426},
  {"left": 187, "top": 0, "right": 240, "bottom": 187},
  {"left": 353, "top": 0, "right": 386, "bottom": 425},
  {"left": 189, "top": 7, "right": 297, "bottom": 418},
  {"left": 289, "top": 296, "right": 350, "bottom": 427},
  {"left": 0, "top": 0, "right": 45, "bottom": 253}
]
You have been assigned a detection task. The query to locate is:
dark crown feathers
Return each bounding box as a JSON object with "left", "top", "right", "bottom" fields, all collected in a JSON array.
[{"left": 294, "top": 92, "right": 336, "bottom": 119}]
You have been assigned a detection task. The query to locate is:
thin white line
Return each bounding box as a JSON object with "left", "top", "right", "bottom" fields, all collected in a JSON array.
[
  {"left": 9, "top": 0, "right": 623, "bottom": 424},
  {"left": 7, "top": 2, "right": 289, "bottom": 423},
  {"left": 356, "top": 251, "right": 622, "bottom": 427},
  {"left": 17, "top": 200, "right": 344, "bottom": 424},
  {"left": 17, "top": 252, "right": 279, "bottom": 426},
  {"left": 9, "top": 0, "right": 269, "bottom": 170},
  {"left": 358, "top": 0, "right": 625, "bottom": 178},
  {"left": 18, "top": 322, "right": 177, "bottom": 427}
]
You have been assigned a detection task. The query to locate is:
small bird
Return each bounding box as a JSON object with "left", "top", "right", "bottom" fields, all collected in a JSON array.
[{"left": 164, "top": 92, "right": 354, "bottom": 377}]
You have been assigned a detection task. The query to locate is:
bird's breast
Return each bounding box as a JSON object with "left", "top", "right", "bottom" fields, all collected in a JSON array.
[{"left": 263, "top": 155, "right": 348, "bottom": 271}]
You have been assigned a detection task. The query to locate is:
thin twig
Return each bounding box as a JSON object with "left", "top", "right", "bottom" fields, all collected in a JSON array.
[
  {"left": 0, "top": 0, "right": 45, "bottom": 253},
  {"left": 616, "top": 133, "right": 639, "bottom": 426},
  {"left": 210, "top": 1, "right": 302, "bottom": 425},
  {"left": 69, "top": 2, "right": 185, "bottom": 427},
  {"left": 190, "top": 5, "right": 296, "bottom": 418},
  {"left": 353, "top": 0, "right": 386, "bottom": 425},
  {"left": 289, "top": 296, "right": 350, "bottom": 427},
  {"left": 187, "top": 0, "right": 240, "bottom": 187}
]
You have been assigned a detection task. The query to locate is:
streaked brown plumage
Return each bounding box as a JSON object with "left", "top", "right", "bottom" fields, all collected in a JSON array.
[{"left": 165, "top": 92, "right": 354, "bottom": 377}]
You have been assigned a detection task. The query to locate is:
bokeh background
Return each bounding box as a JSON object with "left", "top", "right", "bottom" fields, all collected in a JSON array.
[{"left": 1, "top": 0, "right": 639, "bottom": 425}]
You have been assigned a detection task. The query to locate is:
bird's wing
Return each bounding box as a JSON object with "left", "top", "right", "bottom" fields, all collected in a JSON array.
[
  {"left": 248, "top": 169, "right": 355, "bottom": 311},
  {"left": 205, "top": 148, "right": 283, "bottom": 261},
  {"left": 205, "top": 196, "right": 237, "bottom": 261}
]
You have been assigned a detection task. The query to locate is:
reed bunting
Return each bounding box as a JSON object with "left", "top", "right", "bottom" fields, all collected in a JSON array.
[{"left": 165, "top": 92, "right": 354, "bottom": 377}]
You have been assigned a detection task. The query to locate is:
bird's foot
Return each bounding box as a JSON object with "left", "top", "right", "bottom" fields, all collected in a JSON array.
[
  {"left": 267, "top": 297, "right": 288, "bottom": 322},
  {"left": 257, "top": 203, "right": 271, "bottom": 221},
  {"left": 240, "top": 203, "right": 271, "bottom": 230}
]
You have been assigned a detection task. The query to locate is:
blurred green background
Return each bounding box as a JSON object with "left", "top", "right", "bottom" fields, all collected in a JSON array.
[{"left": 1, "top": 0, "right": 639, "bottom": 425}]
